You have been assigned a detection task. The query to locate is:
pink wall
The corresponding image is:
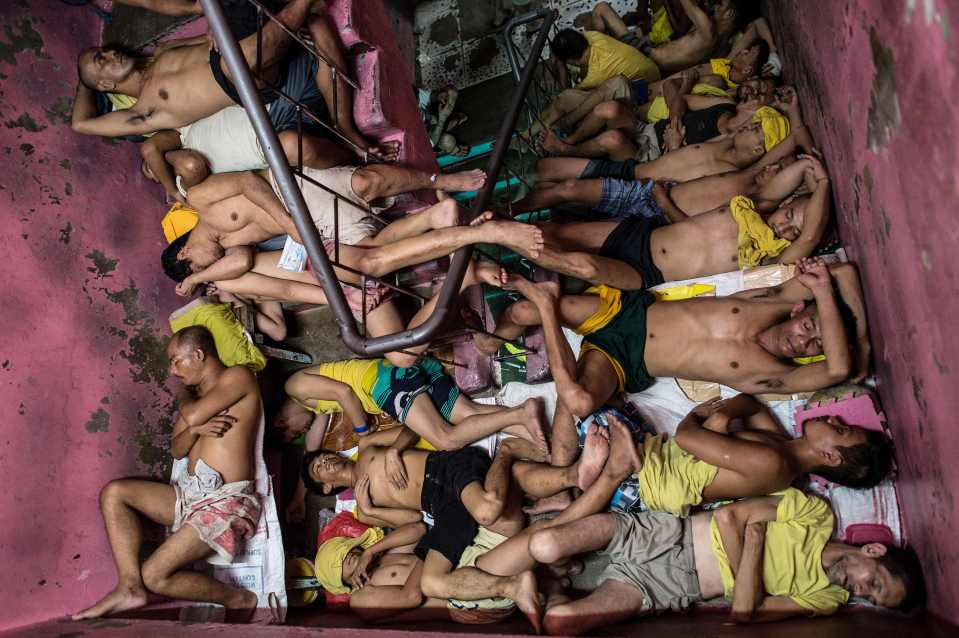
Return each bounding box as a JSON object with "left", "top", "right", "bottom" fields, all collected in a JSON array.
[
  {"left": 767, "top": 0, "right": 959, "bottom": 625},
  {"left": 0, "top": 3, "right": 180, "bottom": 631}
]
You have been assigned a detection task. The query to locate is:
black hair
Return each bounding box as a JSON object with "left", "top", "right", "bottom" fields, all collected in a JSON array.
[
  {"left": 172, "top": 325, "right": 217, "bottom": 359},
  {"left": 301, "top": 449, "right": 348, "bottom": 496},
  {"left": 161, "top": 231, "right": 193, "bottom": 283},
  {"left": 551, "top": 29, "right": 589, "bottom": 62},
  {"left": 749, "top": 39, "right": 771, "bottom": 76},
  {"left": 810, "top": 427, "right": 894, "bottom": 489},
  {"left": 878, "top": 545, "right": 927, "bottom": 612},
  {"left": 806, "top": 292, "right": 859, "bottom": 355}
]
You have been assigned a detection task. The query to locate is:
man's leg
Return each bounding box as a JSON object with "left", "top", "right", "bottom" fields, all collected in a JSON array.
[
  {"left": 419, "top": 550, "right": 542, "bottom": 633},
  {"left": 512, "top": 177, "right": 604, "bottom": 212},
  {"left": 278, "top": 129, "right": 355, "bottom": 171},
  {"left": 350, "top": 165, "right": 487, "bottom": 205},
  {"left": 140, "top": 525, "right": 256, "bottom": 614},
  {"left": 232, "top": 0, "right": 313, "bottom": 75},
  {"left": 543, "top": 579, "right": 645, "bottom": 636},
  {"left": 554, "top": 76, "right": 630, "bottom": 131},
  {"left": 590, "top": 2, "right": 631, "bottom": 38},
  {"left": 536, "top": 157, "right": 594, "bottom": 182},
  {"left": 532, "top": 221, "right": 647, "bottom": 289},
  {"left": 72, "top": 480, "right": 176, "bottom": 620},
  {"left": 542, "top": 129, "right": 638, "bottom": 161}
]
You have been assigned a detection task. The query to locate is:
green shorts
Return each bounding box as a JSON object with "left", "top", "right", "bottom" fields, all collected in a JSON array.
[
  {"left": 581, "top": 290, "right": 656, "bottom": 393},
  {"left": 369, "top": 357, "right": 461, "bottom": 423}
]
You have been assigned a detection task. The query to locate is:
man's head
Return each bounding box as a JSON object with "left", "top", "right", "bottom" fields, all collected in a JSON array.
[
  {"left": 826, "top": 543, "right": 926, "bottom": 611},
  {"left": 314, "top": 528, "right": 384, "bottom": 595},
  {"left": 274, "top": 397, "right": 314, "bottom": 443},
  {"left": 730, "top": 40, "right": 770, "bottom": 81},
  {"left": 736, "top": 77, "right": 778, "bottom": 106},
  {"left": 763, "top": 295, "right": 858, "bottom": 360},
  {"left": 167, "top": 325, "right": 219, "bottom": 385},
  {"left": 551, "top": 29, "right": 590, "bottom": 64},
  {"left": 766, "top": 194, "right": 809, "bottom": 242},
  {"left": 302, "top": 449, "right": 352, "bottom": 495},
  {"left": 160, "top": 230, "right": 224, "bottom": 283},
  {"left": 801, "top": 416, "right": 894, "bottom": 488},
  {"left": 732, "top": 120, "right": 767, "bottom": 160},
  {"left": 77, "top": 45, "right": 137, "bottom": 91}
]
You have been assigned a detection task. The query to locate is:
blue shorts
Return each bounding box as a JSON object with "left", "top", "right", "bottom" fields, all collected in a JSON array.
[
  {"left": 595, "top": 178, "right": 665, "bottom": 220},
  {"left": 370, "top": 358, "right": 461, "bottom": 424},
  {"left": 576, "top": 408, "right": 654, "bottom": 514},
  {"left": 630, "top": 79, "right": 649, "bottom": 105}
]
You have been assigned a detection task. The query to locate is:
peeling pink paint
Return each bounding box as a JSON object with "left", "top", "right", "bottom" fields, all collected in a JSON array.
[
  {"left": 767, "top": 0, "right": 959, "bottom": 626},
  {"left": 0, "top": 3, "right": 181, "bottom": 631}
]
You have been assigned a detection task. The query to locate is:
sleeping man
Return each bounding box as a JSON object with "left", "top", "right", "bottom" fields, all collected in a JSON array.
[{"left": 73, "top": 327, "right": 264, "bottom": 621}]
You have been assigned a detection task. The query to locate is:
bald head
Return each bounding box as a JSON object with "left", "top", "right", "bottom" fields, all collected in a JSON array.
[{"left": 172, "top": 325, "right": 217, "bottom": 358}]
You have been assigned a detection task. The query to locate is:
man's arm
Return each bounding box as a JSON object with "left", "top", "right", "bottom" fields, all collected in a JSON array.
[
  {"left": 652, "top": 182, "right": 689, "bottom": 222},
  {"left": 676, "top": 0, "right": 714, "bottom": 36},
  {"left": 730, "top": 18, "right": 779, "bottom": 60},
  {"left": 71, "top": 82, "right": 100, "bottom": 134},
  {"left": 140, "top": 130, "right": 184, "bottom": 203},
  {"left": 113, "top": 0, "right": 202, "bottom": 17},
  {"left": 712, "top": 496, "right": 780, "bottom": 578},
  {"left": 177, "top": 246, "right": 255, "bottom": 296},
  {"left": 285, "top": 370, "right": 369, "bottom": 434},
  {"left": 354, "top": 476, "right": 422, "bottom": 528},
  {"left": 775, "top": 166, "right": 831, "bottom": 264},
  {"left": 354, "top": 521, "right": 429, "bottom": 587},
  {"left": 831, "top": 262, "right": 870, "bottom": 382},
  {"left": 350, "top": 559, "right": 426, "bottom": 622},
  {"left": 753, "top": 156, "right": 815, "bottom": 208},
  {"left": 177, "top": 366, "right": 254, "bottom": 429},
  {"left": 71, "top": 103, "right": 162, "bottom": 138},
  {"left": 238, "top": 171, "right": 304, "bottom": 243}
]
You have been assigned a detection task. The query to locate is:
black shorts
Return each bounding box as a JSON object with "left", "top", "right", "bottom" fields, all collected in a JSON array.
[
  {"left": 599, "top": 215, "right": 666, "bottom": 288},
  {"left": 414, "top": 447, "right": 492, "bottom": 566},
  {"left": 580, "top": 158, "right": 640, "bottom": 181}
]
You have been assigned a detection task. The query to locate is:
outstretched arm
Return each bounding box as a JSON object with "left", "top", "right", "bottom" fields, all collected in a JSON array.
[
  {"left": 730, "top": 18, "right": 779, "bottom": 60},
  {"left": 71, "top": 102, "right": 164, "bottom": 138},
  {"left": 775, "top": 161, "right": 831, "bottom": 264},
  {"left": 677, "top": 0, "right": 714, "bottom": 36},
  {"left": 285, "top": 369, "right": 369, "bottom": 434}
]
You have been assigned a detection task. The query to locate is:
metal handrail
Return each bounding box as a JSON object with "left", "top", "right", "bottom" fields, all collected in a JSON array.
[{"left": 201, "top": 0, "right": 555, "bottom": 356}]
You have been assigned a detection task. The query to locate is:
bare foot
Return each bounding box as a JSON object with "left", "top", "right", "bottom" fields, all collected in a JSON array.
[
  {"left": 523, "top": 491, "right": 572, "bottom": 515},
  {"left": 468, "top": 210, "right": 495, "bottom": 227},
  {"left": 507, "top": 275, "right": 560, "bottom": 308},
  {"left": 603, "top": 417, "right": 642, "bottom": 481},
  {"left": 540, "top": 129, "right": 571, "bottom": 156},
  {"left": 511, "top": 571, "right": 543, "bottom": 635},
  {"left": 437, "top": 168, "right": 486, "bottom": 192},
  {"left": 71, "top": 585, "right": 148, "bottom": 620},
  {"left": 474, "top": 331, "right": 506, "bottom": 355},
  {"left": 475, "top": 219, "right": 545, "bottom": 258},
  {"left": 468, "top": 260, "right": 509, "bottom": 289},
  {"left": 576, "top": 423, "right": 610, "bottom": 491},
  {"left": 223, "top": 589, "right": 260, "bottom": 624},
  {"left": 429, "top": 198, "right": 460, "bottom": 229},
  {"left": 369, "top": 140, "right": 401, "bottom": 163},
  {"left": 501, "top": 435, "right": 548, "bottom": 463},
  {"left": 521, "top": 398, "right": 550, "bottom": 457}
]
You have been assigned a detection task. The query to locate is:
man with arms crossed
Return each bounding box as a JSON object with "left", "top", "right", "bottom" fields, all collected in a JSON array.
[{"left": 73, "top": 326, "right": 264, "bottom": 621}]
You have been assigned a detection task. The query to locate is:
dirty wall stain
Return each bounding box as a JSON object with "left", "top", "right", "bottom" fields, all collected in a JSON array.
[{"left": 0, "top": 18, "right": 49, "bottom": 67}]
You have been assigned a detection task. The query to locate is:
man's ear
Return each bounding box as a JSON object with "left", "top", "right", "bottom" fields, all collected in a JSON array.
[
  {"left": 822, "top": 447, "right": 842, "bottom": 467},
  {"left": 96, "top": 79, "right": 115, "bottom": 92},
  {"left": 322, "top": 483, "right": 332, "bottom": 495},
  {"left": 861, "top": 543, "right": 888, "bottom": 558},
  {"left": 790, "top": 301, "right": 806, "bottom": 317},
  {"left": 194, "top": 348, "right": 206, "bottom": 363}
]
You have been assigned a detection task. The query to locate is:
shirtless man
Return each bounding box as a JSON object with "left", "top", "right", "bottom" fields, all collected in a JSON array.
[
  {"left": 73, "top": 326, "right": 264, "bottom": 621},
  {"left": 160, "top": 162, "right": 542, "bottom": 298},
  {"left": 478, "top": 259, "right": 870, "bottom": 468},
  {"left": 302, "top": 429, "right": 547, "bottom": 628},
  {"left": 514, "top": 393, "right": 893, "bottom": 517},
  {"left": 528, "top": 488, "right": 924, "bottom": 634},
  {"left": 505, "top": 154, "right": 832, "bottom": 291},
  {"left": 527, "top": 88, "right": 807, "bottom": 204}
]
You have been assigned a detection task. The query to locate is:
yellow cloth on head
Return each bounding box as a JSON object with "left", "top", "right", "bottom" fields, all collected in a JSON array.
[
  {"left": 730, "top": 195, "right": 791, "bottom": 268},
  {"left": 753, "top": 106, "right": 790, "bottom": 151},
  {"left": 169, "top": 301, "right": 266, "bottom": 371},
  {"left": 577, "top": 31, "right": 660, "bottom": 90},
  {"left": 294, "top": 359, "right": 382, "bottom": 416},
  {"left": 314, "top": 527, "right": 385, "bottom": 595},
  {"left": 710, "top": 488, "right": 849, "bottom": 615},
  {"left": 637, "top": 435, "right": 719, "bottom": 517},
  {"left": 646, "top": 83, "right": 732, "bottom": 123},
  {"left": 162, "top": 202, "right": 200, "bottom": 243},
  {"left": 650, "top": 6, "right": 673, "bottom": 45},
  {"left": 710, "top": 58, "right": 738, "bottom": 88}
]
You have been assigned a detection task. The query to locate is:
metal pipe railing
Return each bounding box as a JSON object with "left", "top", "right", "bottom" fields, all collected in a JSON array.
[{"left": 203, "top": 0, "right": 555, "bottom": 356}]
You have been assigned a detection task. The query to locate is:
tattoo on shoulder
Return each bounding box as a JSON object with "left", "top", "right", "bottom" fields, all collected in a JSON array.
[
  {"left": 127, "top": 108, "right": 156, "bottom": 125},
  {"left": 757, "top": 378, "right": 785, "bottom": 389}
]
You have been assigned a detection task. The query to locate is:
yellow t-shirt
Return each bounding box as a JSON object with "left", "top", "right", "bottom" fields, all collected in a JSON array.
[
  {"left": 295, "top": 359, "right": 382, "bottom": 415},
  {"left": 710, "top": 488, "right": 849, "bottom": 614},
  {"left": 637, "top": 435, "right": 719, "bottom": 517},
  {"left": 577, "top": 31, "right": 661, "bottom": 90},
  {"left": 645, "top": 83, "right": 733, "bottom": 123}
]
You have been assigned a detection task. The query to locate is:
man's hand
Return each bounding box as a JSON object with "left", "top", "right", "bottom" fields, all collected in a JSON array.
[
  {"left": 190, "top": 410, "right": 236, "bottom": 437},
  {"left": 385, "top": 449, "right": 409, "bottom": 490},
  {"left": 285, "top": 494, "right": 306, "bottom": 524},
  {"left": 772, "top": 86, "right": 799, "bottom": 116},
  {"left": 762, "top": 52, "right": 782, "bottom": 77},
  {"left": 796, "top": 257, "right": 832, "bottom": 292},
  {"left": 176, "top": 276, "right": 199, "bottom": 297},
  {"left": 745, "top": 520, "right": 767, "bottom": 544},
  {"left": 354, "top": 548, "right": 376, "bottom": 588},
  {"left": 664, "top": 120, "right": 686, "bottom": 152},
  {"left": 355, "top": 474, "right": 374, "bottom": 512}
]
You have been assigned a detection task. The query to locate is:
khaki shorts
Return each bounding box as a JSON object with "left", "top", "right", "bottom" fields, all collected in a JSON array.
[{"left": 447, "top": 527, "right": 516, "bottom": 616}]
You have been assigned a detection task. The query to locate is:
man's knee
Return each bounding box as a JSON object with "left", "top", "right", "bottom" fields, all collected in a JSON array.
[
  {"left": 504, "top": 300, "right": 539, "bottom": 326},
  {"left": 598, "top": 130, "right": 629, "bottom": 153},
  {"left": 601, "top": 75, "right": 630, "bottom": 101},
  {"left": 471, "top": 493, "right": 505, "bottom": 528},
  {"left": 141, "top": 559, "right": 171, "bottom": 594},
  {"left": 99, "top": 479, "right": 128, "bottom": 508},
  {"left": 529, "top": 528, "right": 566, "bottom": 565},
  {"left": 563, "top": 387, "right": 601, "bottom": 419},
  {"left": 557, "top": 178, "right": 585, "bottom": 200},
  {"left": 356, "top": 249, "right": 388, "bottom": 278},
  {"left": 566, "top": 253, "right": 601, "bottom": 282},
  {"left": 593, "top": 100, "right": 624, "bottom": 121},
  {"left": 420, "top": 571, "right": 452, "bottom": 600},
  {"left": 351, "top": 166, "right": 384, "bottom": 202}
]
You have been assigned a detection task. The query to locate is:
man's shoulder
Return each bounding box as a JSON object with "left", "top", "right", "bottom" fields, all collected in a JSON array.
[{"left": 217, "top": 364, "right": 259, "bottom": 389}]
